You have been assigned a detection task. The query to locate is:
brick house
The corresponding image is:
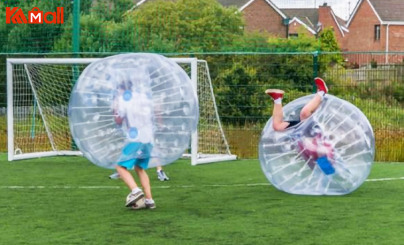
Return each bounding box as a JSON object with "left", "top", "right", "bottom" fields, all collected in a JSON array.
[
  {"left": 134, "top": 0, "right": 345, "bottom": 39},
  {"left": 282, "top": 8, "right": 319, "bottom": 37},
  {"left": 344, "top": 0, "right": 404, "bottom": 64},
  {"left": 219, "top": 0, "right": 347, "bottom": 42},
  {"left": 221, "top": 0, "right": 404, "bottom": 63},
  {"left": 222, "top": 0, "right": 289, "bottom": 37},
  {"left": 316, "top": 3, "right": 348, "bottom": 48},
  {"left": 132, "top": 0, "right": 404, "bottom": 64}
]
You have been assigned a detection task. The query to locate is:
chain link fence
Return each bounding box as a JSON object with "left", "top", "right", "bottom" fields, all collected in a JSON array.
[
  {"left": 2, "top": 52, "right": 404, "bottom": 161},
  {"left": 1, "top": 0, "right": 403, "bottom": 161}
]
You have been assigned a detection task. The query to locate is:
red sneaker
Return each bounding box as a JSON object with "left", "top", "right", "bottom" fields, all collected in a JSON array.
[
  {"left": 314, "top": 77, "right": 328, "bottom": 93},
  {"left": 265, "top": 89, "right": 285, "bottom": 100}
]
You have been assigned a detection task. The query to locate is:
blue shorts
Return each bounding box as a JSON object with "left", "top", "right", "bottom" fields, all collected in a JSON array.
[{"left": 117, "top": 142, "right": 153, "bottom": 170}]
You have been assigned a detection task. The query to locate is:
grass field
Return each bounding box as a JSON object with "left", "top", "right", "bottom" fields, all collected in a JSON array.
[{"left": 0, "top": 154, "right": 404, "bottom": 245}]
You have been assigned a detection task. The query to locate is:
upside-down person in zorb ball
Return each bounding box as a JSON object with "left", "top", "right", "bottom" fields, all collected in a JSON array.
[
  {"left": 259, "top": 77, "right": 375, "bottom": 195},
  {"left": 69, "top": 53, "right": 198, "bottom": 210}
]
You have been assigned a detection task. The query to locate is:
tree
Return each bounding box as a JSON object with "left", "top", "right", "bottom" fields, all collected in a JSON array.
[
  {"left": 88, "top": 0, "right": 134, "bottom": 22},
  {"left": 318, "top": 27, "right": 341, "bottom": 52},
  {"left": 53, "top": 0, "right": 245, "bottom": 53},
  {"left": 1, "top": 0, "right": 72, "bottom": 53},
  {"left": 0, "top": 0, "right": 72, "bottom": 106},
  {"left": 0, "top": 2, "right": 8, "bottom": 51},
  {"left": 267, "top": 28, "right": 320, "bottom": 52},
  {"left": 108, "top": 1, "right": 178, "bottom": 53},
  {"left": 224, "top": 31, "right": 271, "bottom": 52},
  {"left": 214, "top": 63, "right": 262, "bottom": 123},
  {"left": 317, "top": 27, "right": 344, "bottom": 68},
  {"left": 125, "top": 0, "right": 244, "bottom": 52},
  {"left": 53, "top": 14, "right": 111, "bottom": 53}
]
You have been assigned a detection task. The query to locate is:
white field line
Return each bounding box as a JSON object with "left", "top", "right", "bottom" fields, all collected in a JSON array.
[
  {"left": 0, "top": 177, "right": 403, "bottom": 189},
  {"left": 365, "top": 177, "right": 404, "bottom": 182}
]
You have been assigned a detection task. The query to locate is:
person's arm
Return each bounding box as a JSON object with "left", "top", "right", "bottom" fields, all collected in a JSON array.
[
  {"left": 114, "top": 109, "right": 124, "bottom": 125},
  {"left": 113, "top": 96, "right": 125, "bottom": 125}
]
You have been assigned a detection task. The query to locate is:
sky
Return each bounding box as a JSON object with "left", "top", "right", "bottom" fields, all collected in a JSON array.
[{"left": 271, "top": 0, "right": 361, "bottom": 20}]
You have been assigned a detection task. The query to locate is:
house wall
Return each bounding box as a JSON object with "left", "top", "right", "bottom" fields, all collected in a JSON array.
[
  {"left": 384, "top": 25, "right": 404, "bottom": 64},
  {"left": 344, "top": 0, "right": 386, "bottom": 64},
  {"left": 242, "top": 0, "right": 287, "bottom": 37},
  {"left": 344, "top": 0, "right": 404, "bottom": 64},
  {"left": 388, "top": 25, "right": 404, "bottom": 52},
  {"left": 345, "top": 0, "right": 385, "bottom": 52},
  {"left": 238, "top": 0, "right": 404, "bottom": 64},
  {"left": 318, "top": 5, "right": 345, "bottom": 50}
]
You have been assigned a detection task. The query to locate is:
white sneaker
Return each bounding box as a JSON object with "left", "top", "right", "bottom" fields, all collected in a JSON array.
[
  {"left": 125, "top": 190, "right": 144, "bottom": 207},
  {"left": 109, "top": 172, "right": 120, "bottom": 179},
  {"left": 145, "top": 201, "right": 156, "bottom": 209},
  {"left": 157, "top": 170, "right": 169, "bottom": 181}
]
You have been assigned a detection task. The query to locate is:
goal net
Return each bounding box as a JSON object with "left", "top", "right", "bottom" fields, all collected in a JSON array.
[{"left": 7, "top": 57, "right": 236, "bottom": 165}]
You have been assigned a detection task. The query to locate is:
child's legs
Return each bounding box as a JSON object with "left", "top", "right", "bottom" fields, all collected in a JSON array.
[
  {"left": 272, "top": 103, "right": 290, "bottom": 131},
  {"left": 300, "top": 94, "right": 322, "bottom": 121},
  {"left": 135, "top": 143, "right": 153, "bottom": 199},
  {"left": 116, "top": 164, "right": 138, "bottom": 190},
  {"left": 135, "top": 166, "right": 152, "bottom": 199}
]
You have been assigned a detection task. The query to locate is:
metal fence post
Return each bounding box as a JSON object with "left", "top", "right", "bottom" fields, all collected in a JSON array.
[
  {"left": 71, "top": 0, "right": 80, "bottom": 150},
  {"left": 72, "top": 0, "right": 80, "bottom": 55},
  {"left": 312, "top": 51, "right": 319, "bottom": 93}
]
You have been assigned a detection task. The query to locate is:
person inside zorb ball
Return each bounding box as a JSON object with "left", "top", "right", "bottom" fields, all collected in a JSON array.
[
  {"left": 259, "top": 77, "right": 375, "bottom": 195},
  {"left": 69, "top": 53, "right": 198, "bottom": 209}
]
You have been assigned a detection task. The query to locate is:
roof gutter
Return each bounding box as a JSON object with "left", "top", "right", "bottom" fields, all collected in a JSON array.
[
  {"left": 381, "top": 21, "right": 404, "bottom": 25},
  {"left": 330, "top": 10, "right": 345, "bottom": 37}
]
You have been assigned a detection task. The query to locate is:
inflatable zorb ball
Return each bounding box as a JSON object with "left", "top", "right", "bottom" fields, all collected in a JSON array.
[
  {"left": 259, "top": 94, "right": 375, "bottom": 195},
  {"left": 69, "top": 53, "right": 199, "bottom": 169}
]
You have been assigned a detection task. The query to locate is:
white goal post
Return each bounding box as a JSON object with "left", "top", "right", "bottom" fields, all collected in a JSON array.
[{"left": 7, "top": 57, "right": 236, "bottom": 165}]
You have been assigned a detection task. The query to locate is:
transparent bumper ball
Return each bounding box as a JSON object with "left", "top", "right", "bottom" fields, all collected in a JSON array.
[
  {"left": 68, "top": 53, "right": 199, "bottom": 169},
  {"left": 259, "top": 94, "right": 375, "bottom": 195}
]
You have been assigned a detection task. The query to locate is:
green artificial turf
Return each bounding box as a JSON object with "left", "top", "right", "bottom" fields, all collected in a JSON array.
[{"left": 0, "top": 154, "right": 403, "bottom": 245}]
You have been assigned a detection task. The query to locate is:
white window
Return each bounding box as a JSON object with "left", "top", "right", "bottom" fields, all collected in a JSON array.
[{"left": 374, "top": 25, "right": 380, "bottom": 41}]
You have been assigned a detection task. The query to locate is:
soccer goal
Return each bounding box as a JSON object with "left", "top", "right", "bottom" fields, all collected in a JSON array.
[{"left": 7, "top": 57, "right": 236, "bottom": 165}]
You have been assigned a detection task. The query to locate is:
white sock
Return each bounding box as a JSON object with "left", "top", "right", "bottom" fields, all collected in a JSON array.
[
  {"left": 317, "top": 91, "right": 325, "bottom": 100},
  {"left": 274, "top": 98, "right": 282, "bottom": 104},
  {"left": 145, "top": 199, "right": 154, "bottom": 204},
  {"left": 132, "top": 187, "right": 142, "bottom": 194}
]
